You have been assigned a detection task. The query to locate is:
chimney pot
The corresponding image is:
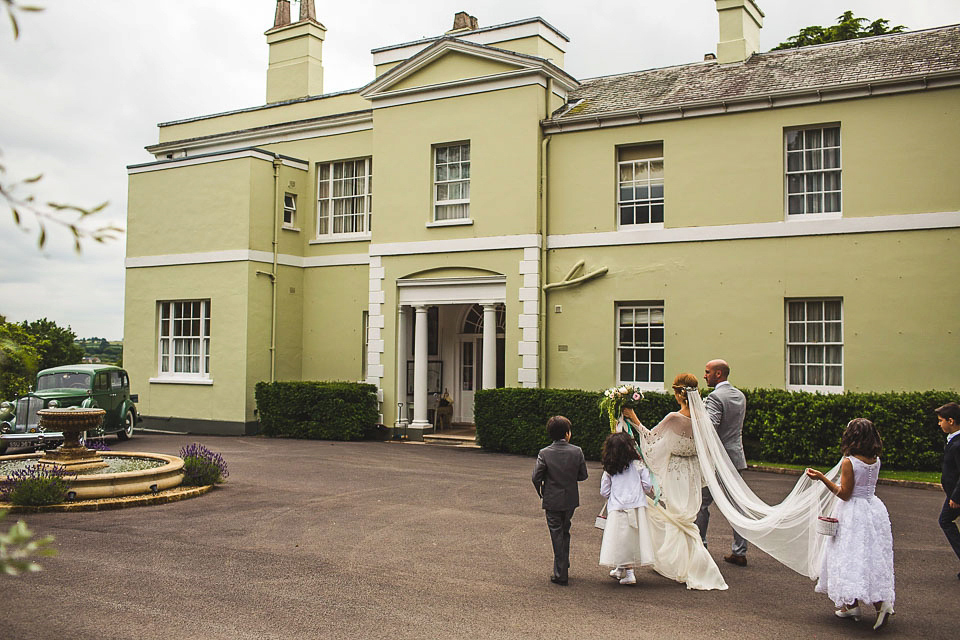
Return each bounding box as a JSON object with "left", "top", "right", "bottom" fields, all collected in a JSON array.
[{"left": 273, "top": 0, "right": 291, "bottom": 28}]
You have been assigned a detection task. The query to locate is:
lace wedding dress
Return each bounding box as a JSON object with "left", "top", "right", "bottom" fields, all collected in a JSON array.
[{"left": 630, "top": 412, "right": 728, "bottom": 591}]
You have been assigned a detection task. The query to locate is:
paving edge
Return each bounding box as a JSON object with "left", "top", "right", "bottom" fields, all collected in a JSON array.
[
  {"left": 748, "top": 464, "right": 941, "bottom": 491},
  {"left": 0, "top": 485, "right": 214, "bottom": 514}
]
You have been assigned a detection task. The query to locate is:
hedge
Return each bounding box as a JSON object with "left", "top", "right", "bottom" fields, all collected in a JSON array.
[
  {"left": 475, "top": 388, "right": 957, "bottom": 471},
  {"left": 255, "top": 381, "right": 379, "bottom": 441}
]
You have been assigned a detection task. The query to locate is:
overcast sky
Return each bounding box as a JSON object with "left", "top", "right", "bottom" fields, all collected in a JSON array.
[{"left": 1, "top": 0, "right": 957, "bottom": 340}]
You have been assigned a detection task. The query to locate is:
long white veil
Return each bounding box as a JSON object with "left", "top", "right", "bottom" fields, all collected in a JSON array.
[{"left": 687, "top": 388, "right": 841, "bottom": 578}]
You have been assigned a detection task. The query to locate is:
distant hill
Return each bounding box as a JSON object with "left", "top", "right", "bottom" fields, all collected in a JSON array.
[{"left": 75, "top": 337, "right": 123, "bottom": 366}]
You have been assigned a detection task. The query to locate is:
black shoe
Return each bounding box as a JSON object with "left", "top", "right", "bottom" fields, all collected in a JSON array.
[
  {"left": 550, "top": 576, "right": 569, "bottom": 586},
  {"left": 723, "top": 553, "right": 747, "bottom": 567}
]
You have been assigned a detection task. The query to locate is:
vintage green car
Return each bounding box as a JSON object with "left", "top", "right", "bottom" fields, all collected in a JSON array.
[{"left": 0, "top": 364, "right": 139, "bottom": 454}]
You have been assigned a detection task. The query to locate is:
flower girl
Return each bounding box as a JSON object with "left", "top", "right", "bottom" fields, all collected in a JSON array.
[
  {"left": 599, "top": 432, "right": 655, "bottom": 585},
  {"left": 806, "top": 418, "right": 895, "bottom": 630}
]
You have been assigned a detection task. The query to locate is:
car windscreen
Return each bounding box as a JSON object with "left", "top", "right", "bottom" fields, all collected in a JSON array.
[{"left": 36, "top": 373, "right": 91, "bottom": 391}]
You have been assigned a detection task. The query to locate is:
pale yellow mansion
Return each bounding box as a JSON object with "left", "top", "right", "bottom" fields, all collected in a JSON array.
[{"left": 124, "top": 1, "right": 960, "bottom": 436}]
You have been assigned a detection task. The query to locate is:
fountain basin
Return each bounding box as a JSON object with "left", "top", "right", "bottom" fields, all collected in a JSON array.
[{"left": 0, "top": 451, "right": 184, "bottom": 500}]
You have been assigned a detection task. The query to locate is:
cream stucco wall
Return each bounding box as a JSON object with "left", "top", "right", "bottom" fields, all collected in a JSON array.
[
  {"left": 547, "top": 88, "right": 960, "bottom": 235},
  {"left": 544, "top": 228, "right": 959, "bottom": 393}
]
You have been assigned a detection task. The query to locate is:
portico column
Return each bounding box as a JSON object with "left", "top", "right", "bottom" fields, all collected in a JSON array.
[
  {"left": 411, "top": 305, "right": 430, "bottom": 427},
  {"left": 395, "top": 305, "right": 409, "bottom": 426},
  {"left": 481, "top": 303, "right": 497, "bottom": 390}
]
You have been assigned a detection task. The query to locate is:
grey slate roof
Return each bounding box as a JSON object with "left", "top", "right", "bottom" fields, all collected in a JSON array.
[{"left": 554, "top": 25, "right": 960, "bottom": 119}]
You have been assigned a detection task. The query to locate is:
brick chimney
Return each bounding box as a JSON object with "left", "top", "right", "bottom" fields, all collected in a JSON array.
[
  {"left": 265, "top": 0, "right": 326, "bottom": 103},
  {"left": 715, "top": 0, "right": 764, "bottom": 64},
  {"left": 446, "top": 11, "right": 479, "bottom": 34}
]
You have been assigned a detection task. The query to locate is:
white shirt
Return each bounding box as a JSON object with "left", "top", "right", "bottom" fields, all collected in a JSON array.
[
  {"left": 715, "top": 380, "right": 731, "bottom": 389},
  {"left": 947, "top": 429, "right": 960, "bottom": 444},
  {"left": 600, "top": 460, "right": 653, "bottom": 510}
]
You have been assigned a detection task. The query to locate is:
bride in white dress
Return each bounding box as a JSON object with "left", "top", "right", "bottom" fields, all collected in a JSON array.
[{"left": 623, "top": 373, "right": 727, "bottom": 591}]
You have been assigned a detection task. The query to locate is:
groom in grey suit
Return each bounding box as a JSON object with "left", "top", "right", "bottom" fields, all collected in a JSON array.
[{"left": 696, "top": 359, "right": 749, "bottom": 566}]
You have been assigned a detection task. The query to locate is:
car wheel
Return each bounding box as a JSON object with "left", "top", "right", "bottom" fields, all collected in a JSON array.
[{"left": 117, "top": 408, "right": 135, "bottom": 441}]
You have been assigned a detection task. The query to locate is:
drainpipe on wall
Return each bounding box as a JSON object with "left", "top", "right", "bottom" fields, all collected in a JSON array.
[
  {"left": 538, "top": 78, "right": 553, "bottom": 388},
  {"left": 256, "top": 155, "right": 282, "bottom": 382}
]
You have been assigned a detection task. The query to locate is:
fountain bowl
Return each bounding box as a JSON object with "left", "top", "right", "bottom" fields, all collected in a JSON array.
[{"left": 1, "top": 451, "right": 184, "bottom": 500}]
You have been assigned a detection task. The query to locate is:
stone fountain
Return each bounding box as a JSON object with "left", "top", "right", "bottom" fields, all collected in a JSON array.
[
  {"left": 36, "top": 407, "right": 109, "bottom": 471},
  {"left": 1, "top": 407, "right": 186, "bottom": 501}
]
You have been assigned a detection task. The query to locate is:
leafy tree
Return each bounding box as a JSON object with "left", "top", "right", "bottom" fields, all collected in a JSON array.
[
  {"left": 0, "top": 510, "right": 56, "bottom": 576},
  {"left": 20, "top": 318, "right": 84, "bottom": 371},
  {"left": 0, "top": 316, "right": 38, "bottom": 399},
  {"left": 772, "top": 11, "right": 905, "bottom": 50}
]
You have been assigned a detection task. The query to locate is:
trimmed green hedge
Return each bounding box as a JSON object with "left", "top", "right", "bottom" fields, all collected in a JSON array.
[
  {"left": 255, "top": 381, "right": 379, "bottom": 441},
  {"left": 475, "top": 387, "right": 957, "bottom": 471}
]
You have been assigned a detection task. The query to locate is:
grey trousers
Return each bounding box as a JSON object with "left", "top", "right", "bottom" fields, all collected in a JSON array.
[
  {"left": 696, "top": 481, "right": 748, "bottom": 557},
  {"left": 545, "top": 508, "right": 575, "bottom": 581}
]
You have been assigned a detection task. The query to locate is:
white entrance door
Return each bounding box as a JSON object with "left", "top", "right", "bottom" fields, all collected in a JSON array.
[{"left": 457, "top": 336, "right": 483, "bottom": 423}]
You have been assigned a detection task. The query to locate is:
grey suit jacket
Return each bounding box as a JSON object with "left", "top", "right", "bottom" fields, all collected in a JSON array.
[
  {"left": 705, "top": 382, "right": 747, "bottom": 470},
  {"left": 532, "top": 440, "right": 588, "bottom": 511}
]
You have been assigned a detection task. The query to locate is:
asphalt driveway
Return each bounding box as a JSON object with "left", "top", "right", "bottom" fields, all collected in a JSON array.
[{"left": 1, "top": 433, "right": 955, "bottom": 639}]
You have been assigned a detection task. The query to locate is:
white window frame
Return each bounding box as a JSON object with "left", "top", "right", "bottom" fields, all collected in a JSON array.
[
  {"left": 785, "top": 298, "right": 843, "bottom": 393},
  {"left": 616, "top": 302, "right": 665, "bottom": 391},
  {"left": 432, "top": 142, "right": 471, "bottom": 224},
  {"left": 282, "top": 193, "right": 297, "bottom": 230},
  {"left": 316, "top": 157, "right": 372, "bottom": 241},
  {"left": 617, "top": 145, "right": 664, "bottom": 229},
  {"left": 785, "top": 125, "right": 841, "bottom": 219},
  {"left": 154, "top": 300, "right": 211, "bottom": 383}
]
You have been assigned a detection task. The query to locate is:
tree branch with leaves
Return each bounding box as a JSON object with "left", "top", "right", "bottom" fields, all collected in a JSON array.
[{"left": 772, "top": 11, "right": 905, "bottom": 51}]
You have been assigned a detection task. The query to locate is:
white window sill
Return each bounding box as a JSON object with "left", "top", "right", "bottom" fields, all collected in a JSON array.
[
  {"left": 618, "top": 223, "right": 665, "bottom": 231},
  {"left": 426, "top": 218, "right": 473, "bottom": 228},
  {"left": 149, "top": 377, "right": 214, "bottom": 386},
  {"left": 310, "top": 233, "right": 372, "bottom": 245},
  {"left": 282, "top": 225, "right": 301, "bottom": 232},
  {"left": 617, "top": 382, "right": 665, "bottom": 393},
  {"left": 786, "top": 385, "right": 844, "bottom": 394},
  {"left": 786, "top": 212, "right": 842, "bottom": 222}
]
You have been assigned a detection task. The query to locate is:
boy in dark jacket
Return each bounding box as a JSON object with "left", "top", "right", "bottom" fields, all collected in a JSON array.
[
  {"left": 532, "top": 415, "right": 588, "bottom": 585},
  {"left": 937, "top": 402, "right": 960, "bottom": 579}
]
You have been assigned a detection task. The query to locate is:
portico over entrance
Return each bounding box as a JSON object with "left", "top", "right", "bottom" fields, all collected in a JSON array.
[{"left": 395, "top": 275, "right": 507, "bottom": 436}]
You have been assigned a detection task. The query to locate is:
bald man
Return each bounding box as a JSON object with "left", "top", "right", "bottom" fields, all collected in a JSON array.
[{"left": 696, "top": 359, "right": 749, "bottom": 566}]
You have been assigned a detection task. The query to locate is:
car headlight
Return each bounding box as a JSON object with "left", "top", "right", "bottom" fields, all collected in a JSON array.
[
  {"left": 0, "top": 401, "right": 10, "bottom": 410},
  {"left": 48, "top": 399, "right": 60, "bottom": 408}
]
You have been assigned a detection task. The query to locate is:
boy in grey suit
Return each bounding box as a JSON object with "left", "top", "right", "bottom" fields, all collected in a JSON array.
[
  {"left": 697, "top": 359, "right": 749, "bottom": 566},
  {"left": 532, "top": 415, "right": 589, "bottom": 585}
]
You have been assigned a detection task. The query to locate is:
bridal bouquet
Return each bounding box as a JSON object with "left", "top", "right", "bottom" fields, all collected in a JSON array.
[{"left": 599, "top": 384, "right": 644, "bottom": 432}]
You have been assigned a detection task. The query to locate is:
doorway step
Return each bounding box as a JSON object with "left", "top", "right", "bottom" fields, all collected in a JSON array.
[{"left": 422, "top": 425, "right": 479, "bottom": 448}]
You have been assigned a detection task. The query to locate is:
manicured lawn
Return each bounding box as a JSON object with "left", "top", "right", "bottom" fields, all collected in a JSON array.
[{"left": 748, "top": 460, "right": 941, "bottom": 484}]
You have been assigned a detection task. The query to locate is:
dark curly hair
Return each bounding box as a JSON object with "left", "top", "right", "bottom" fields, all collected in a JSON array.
[
  {"left": 602, "top": 432, "right": 640, "bottom": 476},
  {"left": 840, "top": 418, "right": 883, "bottom": 458}
]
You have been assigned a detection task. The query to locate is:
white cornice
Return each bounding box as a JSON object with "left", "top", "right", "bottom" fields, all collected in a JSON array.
[
  {"left": 372, "top": 18, "right": 569, "bottom": 67},
  {"left": 547, "top": 211, "right": 960, "bottom": 249},
  {"left": 125, "top": 250, "right": 368, "bottom": 269},
  {"left": 127, "top": 148, "right": 309, "bottom": 174},
  {"left": 145, "top": 111, "right": 372, "bottom": 158},
  {"left": 544, "top": 71, "right": 960, "bottom": 134},
  {"left": 370, "top": 234, "right": 542, "bottom": 257}
]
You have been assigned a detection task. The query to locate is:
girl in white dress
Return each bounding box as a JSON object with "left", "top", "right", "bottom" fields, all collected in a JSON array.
[
  {"left": 806, "top": 418, "right": 896, "bottom": 630},
  {"left": 599, "top": 432, "right": 656, "bottom": 585},
  {"left": 623, "top": 373, "right": 728, "bottom": 591}
]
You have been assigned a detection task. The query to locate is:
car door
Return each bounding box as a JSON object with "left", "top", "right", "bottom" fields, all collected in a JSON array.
[{"left": 90, "top": 372, "right": 116, "bottom": 429}]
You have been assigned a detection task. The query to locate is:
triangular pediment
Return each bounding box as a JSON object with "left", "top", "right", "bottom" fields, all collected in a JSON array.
[
  {"left": 388, "top": 51, "right": 526, "bottom": 92},
  {"left": 360, "top": 38, "right": 578, "bottom": 101}
]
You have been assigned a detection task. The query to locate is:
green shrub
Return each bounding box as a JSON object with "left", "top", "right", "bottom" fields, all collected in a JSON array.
[
  {"left": 476, "top": 387, "right": 957, "bottom": 470},
  {"left": 255, "top": 381, "right": 379, "bottom": 441},
  {"left": 179, "top": 443, "right": 229, "bottom": 486}
]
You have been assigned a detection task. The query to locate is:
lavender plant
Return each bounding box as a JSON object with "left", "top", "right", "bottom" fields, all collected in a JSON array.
[
  {"left": 179, "top": 443, "right": 229, "bottom": 486},
  {"left": 0, "top": 464, "right": 71, "bottom": 506}
]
